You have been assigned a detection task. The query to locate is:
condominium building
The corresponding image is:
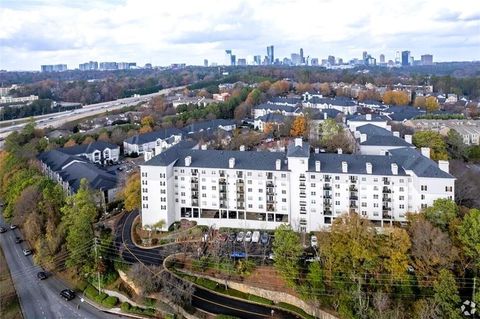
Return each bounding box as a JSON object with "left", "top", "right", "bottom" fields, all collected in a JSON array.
[{"left": 140, "top": 139, "right": 454, "bottom": 232}]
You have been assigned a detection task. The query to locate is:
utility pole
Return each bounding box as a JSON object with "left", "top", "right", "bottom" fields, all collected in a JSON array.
[{"left": 94, "top": 237, "right": 101, "bottom": 294}]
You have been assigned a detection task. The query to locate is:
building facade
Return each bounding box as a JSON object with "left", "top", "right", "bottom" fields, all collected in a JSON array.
[{"left": 140, "top": 139, "right": 454, "bottom": 232}]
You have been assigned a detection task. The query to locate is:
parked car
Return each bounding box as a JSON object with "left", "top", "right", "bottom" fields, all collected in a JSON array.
[
  {"left": 22, "top": 249, "right": 32, "bottom": 256},
  {"left": 311, "top": 235, "right": 318, "bottom": 247},
  {"left": 10, "top": 224, "right": 17, "bottom": 230},
  {"left": 0, "top": 227, "right": 6, "bottom": 233},
  {"left": 37, "top": 271, "right": 48, "bottom": 280},
  {"left": 251, "top": 231, "right": 260, "bottom": 243},
  {"left": 260, "top": 233, "right": 269, "bottom": 245},
  {"left": 60, "top": 289, "right": 76, "bottom": 301},
  {"left": 236, "top": 231, "right": 245, "bottom": 242},
  {"left": 228, "top": 233, "right": 237, "bottom": 242},
  {"left": 15, "top": 237, "right": 22, "bottom": 244},
  {"left": 244, "top": 231, "right": 252, "bottom": 242}
]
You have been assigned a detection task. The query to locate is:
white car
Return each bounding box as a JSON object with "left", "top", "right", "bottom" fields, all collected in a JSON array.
[
  {"left": 251, "top": 231, "right": 260, "bottom": 243},
  {"left": 244, "top": 231, "right": 252, "bottom": 242},
  {"left": 311, "top": 235, "right": 318, "bottom": 247},
  {"left": 236, "top": 231, "right": 245, "bottom": 242}
]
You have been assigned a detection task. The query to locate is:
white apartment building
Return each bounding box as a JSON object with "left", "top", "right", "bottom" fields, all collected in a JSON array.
[
  {"left": 140, "top": 139, "right": 454, "bottom": 232},
  {"left": 58, "top": 141, "right": 120, "bottom": 165},
  {"left": 123, "top": 128, "right": 183, "bottom": 156},
  {"left": 0, "top": 95, "right": 39, "bottom": 104}
]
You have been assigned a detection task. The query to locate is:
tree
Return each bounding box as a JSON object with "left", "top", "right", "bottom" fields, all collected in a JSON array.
[
  {"left": 446, "top": 129, "right": 466, "bottom": 159},
  {"left": 128, "top": 263, "right": 163, "bottom": 296},
  {"left": 320, "top": 118, "right": 343, "bottom": 144},
  {"left": 245, "top": 88, "right": 262, "bottom": 106},
  {"left": 423, "top": 199, "right": 458, "bottom": 231},
  {"left": 97, "top": 131, "right": 110, "bottom": 142},
  {"left": 110, "top": 128, "right": 127, "bottom": 145},
  {"left": 319, "top": 82, "right": 331, "bottom": 96},
  {"left": 121, "top": 171, "right": 141, "bottom": 211},
  {"left": 64, "top": 139, "right": 77, "bottom": 147},
  {"left": 457, "top": 208, "right": 480, "bottom": 269},
  {"left": 412, "top": 131, "right": 448, "bottom": 160},
  {"left": 433, "top": 269, "right": 461, "bottom": 319},
  {"left": 323, "top": 132, "right": 354, "bottom": 153},
  {"left": 257, "top": 81, "right": 272, "bottom": 92},
  {"left": 414, "top": 96, "right": 426, "bottom": 108},
  {"left": 380, "top": 228, "right": 411, "bottom": 280},
  {"left": 383, "top": 90, "right": 410, "bottom": 105},
  {"left": 61, "top": 179, "right": 97, "bottom": 270},
  {"left": 290, "top": 116, "right": 307, "bottom": 137},
  {"left": 139, "top": 125, "right": 153, "bottom": 134},
  {"left": 295, "top": 82, "right": 313, "bottom": 94},
  {"left": 425, "top": 96, "right": 439, "bottom": 113},
  {"left": 305, "top": 261, "right": 325, "bottom": 306},
  {"left": 141, "top": 115, "right": 155, "bottom": 128},
  {"left": 268, "top": 80, "right": 290, "bottom": 96},
  {"left": 82, "top": 136, "right": 95, "bottom": 145},
  {"left": 272, "top": 224, "right": 303, "bottom": 287}
]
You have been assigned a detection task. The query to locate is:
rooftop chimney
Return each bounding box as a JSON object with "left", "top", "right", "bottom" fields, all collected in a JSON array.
[
  {"left": 342, "top": 161, "right": 348, "bottom": 173},
  {"left": 360, "top": 133, "right": 367, "bottom": 143},
  {"left": 229, "top": 157, "right": 235, "bottom": 168},
  {"left": 366, "top": 162, "right": 372, "bottom": 174},
  {"left": 386, "top": 125, "right": 392, "bottom": 132},
  {"left": 314, "top": 148, "right": 319, "bottom": 154},
  {"left": 337, "top": 148, "right": 343, "bottom": 154},
  {"left": 294, "top": 138, "right": 302, "bottom": 147},
  {"left": 391, "top": 163, "right": 398, "bottom": 175},
  {"left": 404, "top": 134, "right": 412, "bottom": 144},
  {"left": 324, "top": 112, "right": 328, "bottom": 120},
  {"left": 201, "top": 144, "right": 207, "bottom": 150},
  {"left": 421, "top": 147, "right": 430, "bottom": 159},
  {"left": 438, "top": 160, "right": 450, "bottom": 174},
  {"left": 239, "top": 145, "right": 245, "bottom": 151},
  {"left": 276, "top": 159, "right": 281, "bottom": 170},
  {"left": 366, "top": 114, "right": 372, "bottom": 121},
  {"left": 315, "top": 160, "right": 321, "bottom": 172},
  {"left": 393, "top": 131, "right": 400, "bottom": 137},
  {"left": 185, "top": 156, "right": 192, "bottom": 167}
]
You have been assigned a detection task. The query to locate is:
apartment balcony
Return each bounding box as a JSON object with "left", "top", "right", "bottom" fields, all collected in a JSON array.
[
  {"left": 267, "top": 204, "right": 275, "bottom": 212},
  {"left": 382, "top": 187, "right": 392, "bottom": 193},
  {"left": 382, "top": 206, "right": 392, "bottom": 211},
  {"left": 219, "top": 194, "right": 227, "bottom": 200},
  {"left": 237, "top": 187, "right": 244, "bottom": 193},
  {"left": 324, "top": 177, "right": 332, "bottom": 183},
  {"left": 237, "top": 195, "right": 245, "bottom": 202},
  {"left": 191, "top": 177, "right": 198, "bottom": 183},
  {"left": 267, "top": 173, "right": 273, "bottom": 180},
  {"left": 349, "top": 195, "right": 358, "bottom": 200},
  {"left": 323, "top": 194, "right": 332, "bottom": 199},
  {"left": 191, "top": 186, "right": 199, "bottom": 192},
  {"left": 383, "top": 211, "right": 393, "bottom": 219},
  {"left": 382, "top": 197, "right": 392, "bottom": 202},
  {"left": 299, "top": 182, "right": 306, "bottom": 188},
  {"left": 219, "top": 171, "right": 226, "bottom": 177},
  {"left": 383, "top": 179, "right": 390, "bottom": 185},
  {"left": 236, "top": 172, "right": 244, "bottom": 178},
  {"left": 237, "top": 204, "right": 245, "bottom": 210},
  {"left": 349, "top": 204, "right": 358, "bottom": 209},
  {"left": 324, "top": 202, "right": 332, "bottom": 207},
  {"left": 349, "top": 185, "right": 358, "bottom": 192},
  {"left": 324, "top": 210, "right": 332, "bottom": 216},
  {"left": 192, "top": 199, "right": 199, "bottom": 207},
  {"left": 266, "top": 190, "right": 275, "bottom": 196},
  {"left": 323, "top": 185, "right": 332, "bottom": 191},
  {"left": 266, "top": 196, "right": 275, "bottom": 203},
  {"left": 191, "top": 170, "right": 198, "bottom": 176},
  {"left": 350, "top": 178, "right": 358, "bottom": 184},
  {"left": 236, "top": 179, "right": 244, "bottom": 186}
]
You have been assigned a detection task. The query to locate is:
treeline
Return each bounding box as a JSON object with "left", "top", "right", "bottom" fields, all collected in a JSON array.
[
  {"left": 273, "top": 200, "right": 480, "bottom": 319},
  {"left": 0, "top": 99, "right": 82, "bottom": 120}
]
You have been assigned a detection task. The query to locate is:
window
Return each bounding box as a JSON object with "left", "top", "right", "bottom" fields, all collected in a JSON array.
[
  {"left": 373, "top": 194, "right": 378, "bottom": 199},
  {"left": 181, "top": 199, "right": 185, "bottom": 204},
  {"left": 399, "top": 204, "right": 405, "bottom": 209},
  {"left": 142, "top": 196, "right": 148, "bottom": 201},
  {"left": 373, "top": 178, "right": 378, "bottom": 182},
  {"left": 258, "top": 189, "right": 263, "bottom": 193},
  {"left": 399, "top": 179, "right": 404, "bottom": 183},
  {"left": 335, "top": 176, "right": 340, "bottom": 180},
  {"left": 282, "top": 198, "right": 287, "bottom": 202},
  {"left": 202, "top": 186, "right": 206, "bottom": 190},
  {"left": 248, "top": 180, "right": 252, "bottom": 184},
  {"left": 282, "top": 190, "right": 286, "bottom": 194},
  {"left": 311, "top": 183, "right": 316, "bottom": 187},
  {"left": 311, "top": 191, "right": 316, "bottom": 195},
  {"left": 445, "top": 186, "right": 453, "bottom": 192},
  {"left": 421, "top": 203, "right": 427, "bottom": 209},
  {"left": 421, "top": 194, "right": 425, "bottom": 200},
  {"left": 373, "top": 186, "right": 378, "bottom": 191},
  {"left": 258, "top": 197, "right": 263, "bottom": 201},
  {"left": 248, "top": 188, "right": 252, "bottom": 192},
  {"left": 421, "top": 185, "right": 428, "bottom": 191},
  {"left": 248, "top": 204, "right": 253, "bottom": 208},
  {"left": 180, "top": 177, "right": 185, "bottom": 181},
  {"left": 399, "top": 196, "right": 404, "bottom": 200},
  {"left": 202, "top": 178, "right": 206, "bottom": 182},
  {"left": 281, "top": 173, "right": 287, "bottom": 178},
  {"left": 311, "top": 200, "right": 316, "bottom": 204},
  {"left": 335, "top": 201, "right": 340, "bottom": 205},
  {"left": 181, "top": 192, "right": 185, "bottom": 197},
  {"left": 399, "top": 187, "right": 404, "bottom": 192},
  {"left": 258, "top": 204, "right": 263, "bottom": 209},
  {"left": 212, "top": 186, "right": 216, "bottom": 190},
  {"left": 247, "top": 172, "right": 252, "bottom": 176},
  {"left": 202, "top": 194, "right": 206, "bottom": 198},
  {"left": 160, "top": 190, "right": 166, "bottom": 194},
  {"left": 361, "top": 202, "right": 367, "bottom": 207},
  {"left": 335, "top": 193, "right": 340, "bottom": 197},
  {"left": 362, "top": 177, "right": 366, "bottom": 181},
  {"left": 373, "top": 203, "right": 379, "bottom": 208},
  {"left": 335, "top": 184, "right": 340, "bottom": 189}
]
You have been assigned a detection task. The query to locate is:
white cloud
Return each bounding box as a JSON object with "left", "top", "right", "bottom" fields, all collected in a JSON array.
[{"left": 0, "top": 0, "right": 479, "bottom": 70}]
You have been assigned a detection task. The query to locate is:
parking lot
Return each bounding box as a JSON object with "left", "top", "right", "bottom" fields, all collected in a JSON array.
[{"left": 209, "top": 230, "right": 274, "bottom": 261}]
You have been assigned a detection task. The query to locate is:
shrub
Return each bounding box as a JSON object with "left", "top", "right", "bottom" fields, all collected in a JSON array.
[
  {"left": 277, "top": 302, "right": 315, "bottom": 319},
  {"left": 84, "top": 285, "right": 107, "bottom": 304},
  {"left": 121, "top": 302, "right": 130, "bottom": 312},
  {"left": 101, "top": 296, "right": 118, "bottom": 308}
]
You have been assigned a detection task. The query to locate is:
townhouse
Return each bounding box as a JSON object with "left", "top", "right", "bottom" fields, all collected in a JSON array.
[
  {"left": 58, "top": 141, "right": 120, "bottom": 165},
  {"left": 123, "top": 128, "right": 184, "bottom": 157}
]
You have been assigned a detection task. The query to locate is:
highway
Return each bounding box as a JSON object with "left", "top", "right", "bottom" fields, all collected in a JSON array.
[
  {"left": 115, "top": 211, "right": 301, "bottom": 319},
  {"left": 0, "top": 86, "right": 185, "bottom": 143},
  {"left": 0, "top": 215, "right": 117, "bottom": 319}
]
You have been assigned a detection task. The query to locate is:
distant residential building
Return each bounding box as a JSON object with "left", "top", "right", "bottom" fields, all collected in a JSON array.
[
  {"left": 123, "top": 128, "right": 184, "bottom": 157},
  {"left": 401, "top": 51, "right": 410, "bottom": 66},
  {"left": 204, "top": 59, "right": 209, "bottom": 67},
  {"left": 213, "top": 92, "right": 231, "bottom": 102},
  {"left": 347, "top": 114, "right": 389, "bottom": 131},
  {"left": 421, "top": 54, "right": 433, "bottom": 65},
  {"left": 337, "top": 58, "right": 343, "bottom": 65},
  {"left": 0, "top": 95, "right": 39, "bottom": 104},
  {"left": 291, "top": 53, "right": 301, "bottom": 65},
  {"left": 254, "top": 55, "right": 262, "bottom": 65},
  {"left": 79, "top": 61, "right": 98, "bottom": 71},
  {"left": 182, "top": 119, "right": 236, "bottom": 136},
  {"left": 237, "top": 58, "right": 247, "bottom": 66},
  {"left": 379, "top": 54, "right": 385, "bottom": 64},
  {"left": 58, "top": 141, "right": 120, "bottom": 165},
  {"left": 0, "top": 85, "right": 19, "bottom": 97},
  {"left": 267, "top": 45, "right": 274, "bottom": 65},
  {"left": 302, "top": 94, "right": 357, "bottom": 115},
  {"left": 328, "top": 55, "right": 335, "bottom": 66},
  {"left": 144, "top": 63, "right": 152, "bottom": 69},
  {"left": 405, "top": 120, "right": 480, "bottom": 145},
  {"left": 311, "top": 58, "right": 319, "bottom": 66},
  {"left": 354, "top": 124, "right": 414, "bottom": 155},
  {"left": 41, "top": 64, "right": 67, "bottom": 72}
]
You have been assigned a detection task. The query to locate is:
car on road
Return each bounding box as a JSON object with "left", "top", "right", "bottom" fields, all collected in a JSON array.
[
  {"left": 236, "top": 231, "right": 245, "bottom": 242},
  {"left": 251, "top": 231, "right": 260, "bottom": 243},
  {"left": 15, "top": 237, "right": 22, "bottom": 244},
  {"left": 244, "top": 231, "right": 252, "bottom": 242},
  {"left": 311, "top": 235, "right": 318, "bottom": 247},
  {"left": 260, "top": 233, "right": 269, "bottom": 245},
  {"left": 37, "top": 271, "right": 48, "bottom": 280},
  {"left": 0, "top": 227, "right": 7, "bottom": 233},
  {"left": 10, "top": 224, "right": 17, "bottom": 230},
  {"left": 228, "top": 233, "right": 236, "bottom": 242},
  {"left": 22, "top": 249, "right": 32, "bottom": 256},
  {"left": 60, "top": 289, "right": 76, "bottom": 301}
]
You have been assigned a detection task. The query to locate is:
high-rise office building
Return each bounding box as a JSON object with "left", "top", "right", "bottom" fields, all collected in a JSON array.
[
  {"left": 254, "top": 55, "right": 262, "bottom": 65},
  {"left": 41, "top": 64, "right": 67, "bottom": 72},
  {"left": 225, "top": 50, "right": 233, "bottom": 66},
  {"left": 337, "top": 58, "right": 343, "bottom": 65},
  {"left": 311, "top": 58, "right": 319, "bottom": 66},
  {"left": 362, "top": 51, "right": 368, "bottom": 63},
  {"left": 379, "top": 54, "right": 385, "bottom": 64},
  {"left": 204, "top": 59, "right": 209, "bottom": 67},
  {"left": 79, "top": 61, "right": 98, "bottom": 71},
  {"left": 421, "top": 54, "right": 433, "bottom": 65},
  {"left": 99, "top": 62, "right": 118, "bottom": 70},
  {"left": 291, "top": 53, "right": 301, "bottom": 65},
  {"left": 395, "top": 51, "right": 400, "bottom": 64},
  {"left": 401, "top": 51, "right": 411, "bottom": 66},
  {"left": 267, "top": 45, "right": 274, "bottom": 65},
  {"left": 300, "top": 48, "right": 304, "bottom": 64},
  {"left": 328, "top": 55, "right": 335, "bottom": 66},
  {"left": 237, "top": 58, "right": 246, "bottom": 66}
]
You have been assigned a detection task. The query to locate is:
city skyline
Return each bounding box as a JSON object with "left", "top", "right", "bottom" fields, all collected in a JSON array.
[{"left": 1, "top": 0, "right": 479, "bottom": 70}]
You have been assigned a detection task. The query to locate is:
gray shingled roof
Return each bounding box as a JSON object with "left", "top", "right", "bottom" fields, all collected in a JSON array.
[
  {"left": 356, "top": 124, "right": 393, "bottom": 137},
  {"left": 360, "top": 135, "right": 413, "bottom": 147},
  {"left": 254, "top": 103, "right": 296, "bottom": 113},
  {"left": 124, "top": 128, "right": 183, "bottom": 145},
  {"left": 59, "top": 141, "right": 119, "bottom": 155},
  {"left": 60, "top": 162, "right": 118, "bottom": 192},
  {"left": 182, "top": 119, "right": 236, "bottom": 134},
  {"left": 388, "top": 148, "right": 454, "bottom": 178},
  {"left": 306, "top": 96, "right": 357, "bottom": 106},
  {"left": 38, "top": 149, "right": 87, "bottom": 171},
  {"left": 348, "top": 114, "right": 390, "bottom": 122},
  {"left": 309, "top": 153, "right": 407, "bottom": 176},
  {"left": 144, "top": 140, "right": 198, "bottom": 166},
  {"left": 268, "top": 97, "right": 301, "bottom": 105},
  {"left": 256, "top": 113, "right": 287, "bottom": 123}
]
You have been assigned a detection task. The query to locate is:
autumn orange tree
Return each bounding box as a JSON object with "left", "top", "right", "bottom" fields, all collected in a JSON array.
[
  {"left": 383, "top": 90, "right": 410, "bottom": 105},
  {"left": 290, "top": 116, "right": 307, "bottom": 137},
  {"left": 64, "top": 139, "right": 77, "bottom": 147},
  {"left": 295, "top": 82, "right": 313, "bottom": 94},
  {"left": 425, "top": 96, "right": 439, "bottom": 112},
  {"left": 120, "top": 171, "right": 141, "bottom": 211}
]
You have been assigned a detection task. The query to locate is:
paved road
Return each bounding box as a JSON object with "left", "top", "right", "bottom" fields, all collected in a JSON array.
[
  {"left": 114, "top": 212, "right": 300, "bottom": 319},
  {"left": 0, "top": 85, "right": 185, "bottom": 141},
  {"left": 0, "top": 216, "right": 116, "bottom": 319}
]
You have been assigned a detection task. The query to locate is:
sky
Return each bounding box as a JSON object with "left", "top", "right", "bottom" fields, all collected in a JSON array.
[{"left": 0, "top": 0, "right": 479, "bottom": 71}]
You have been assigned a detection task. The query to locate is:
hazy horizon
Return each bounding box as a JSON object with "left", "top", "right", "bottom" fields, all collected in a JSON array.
[{"left": 1, "top": 0, "right": 479, "bottom": 71}]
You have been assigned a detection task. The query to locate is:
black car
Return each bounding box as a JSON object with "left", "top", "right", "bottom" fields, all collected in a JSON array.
[
  {"left": 10, "top": 224, "right": 17, "bottom": 230},
  {"left": 60, "top": 289, "right": 76, "bottom": 301},
  {"left": 37, "top": 271, "right": 48, "bottom": 280},
  {"left": 0, "top": 227, "right": 6, "bottom": 233},
  {"left": 15, "top": 237, "right": 22, "bottom": 244}
]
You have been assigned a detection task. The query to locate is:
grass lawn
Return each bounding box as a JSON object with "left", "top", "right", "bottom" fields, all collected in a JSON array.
[{"left": 0, "top": 247, "right": 23, "bottom": 319}]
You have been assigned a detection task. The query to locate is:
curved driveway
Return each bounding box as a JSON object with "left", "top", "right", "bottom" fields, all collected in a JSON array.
[{"left": 115, "top": 211, "right": 301, "bottom": 319}]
